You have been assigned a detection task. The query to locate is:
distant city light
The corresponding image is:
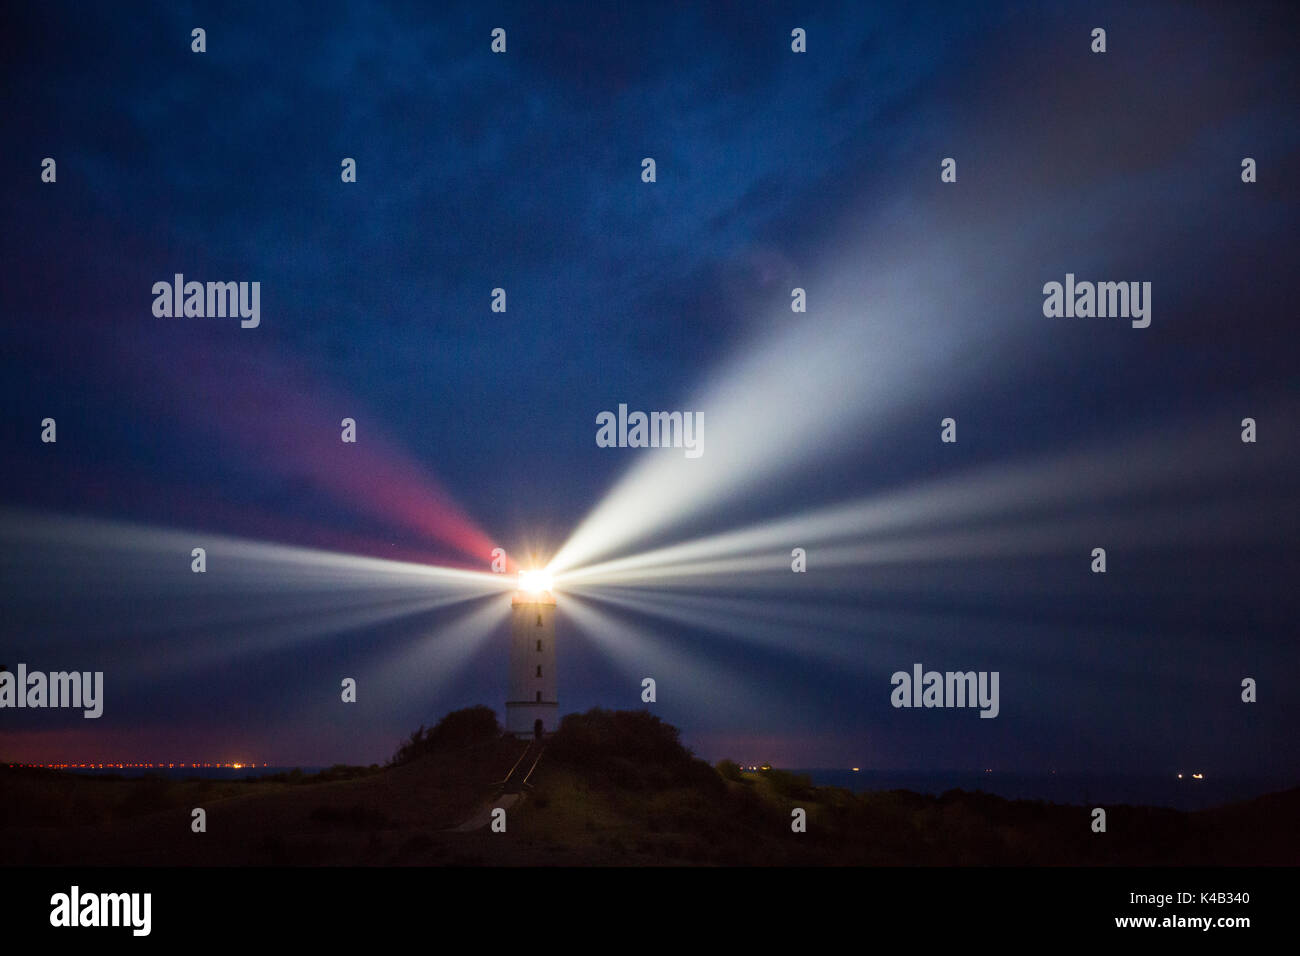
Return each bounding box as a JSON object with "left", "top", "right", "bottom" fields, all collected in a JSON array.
[{"left": 7, "top": 760, "right": 260, "bottom": 771}]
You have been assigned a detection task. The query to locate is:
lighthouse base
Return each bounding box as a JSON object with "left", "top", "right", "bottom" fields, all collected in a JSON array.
[{"left": 505, "top": 700, "right": 558, "bottom": 738}]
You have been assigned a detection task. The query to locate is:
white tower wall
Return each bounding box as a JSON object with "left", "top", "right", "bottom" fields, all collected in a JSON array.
[{"left": 506, "top": 591, "right": 557, "bottom": 737}]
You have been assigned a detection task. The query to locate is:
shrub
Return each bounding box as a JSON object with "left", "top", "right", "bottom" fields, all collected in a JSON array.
[
  {"left": 390, "top": 706, "right": 502, "bottom": 765},
  {"left": 547, "top": 708, "right": 725, "bottom": 794},
  {"left": 764, "top": 768, "right": 814, "bottom": 799},
  {"left": 716, "top": 759, "right": 744, "bottom": 782}
]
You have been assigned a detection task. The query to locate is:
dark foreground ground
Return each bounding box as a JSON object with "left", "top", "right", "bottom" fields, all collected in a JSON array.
[{"left": 4, "top": 709, "right": 1297, "bottom": 866}]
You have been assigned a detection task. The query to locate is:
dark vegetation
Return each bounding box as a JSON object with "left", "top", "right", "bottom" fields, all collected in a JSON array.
[
  {"left": 389, "top": 705, "right": 502, "bottom": 766},
  {"left": 547, "top": 708, "right": 724, "bottom": 794},
  {"left": 4, "top": 706, "right": 1298, "bottom": 866},
  {"left": 308, "top": 804, "right": 392, "bottom": 830},
  {"left": 260, "top": 764, "right": 379, "bottom": 784}
]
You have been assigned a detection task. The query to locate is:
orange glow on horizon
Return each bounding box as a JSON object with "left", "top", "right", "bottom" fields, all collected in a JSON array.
[{"left": 5, "top": 760, "right": 264, "bottom": 771}]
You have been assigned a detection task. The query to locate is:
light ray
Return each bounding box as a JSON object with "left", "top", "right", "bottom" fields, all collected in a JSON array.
[
  {"left": 1, "top": 509, "right": 512, "bottom": 676},
  {"left": 358, "top": 595, "right": 513, "bottom": 711},
  {"left": 561, "top": 592, "right": 769, "bottom": 724},
  {"left": 547, "top": 191, "right": 1079, "bottom": 576},
  {"left": 555, "top": 402, "right": 1295, "bottom": 590},
  {"left": 563, "top": 583, "right": 869, "bottom": 670},
  {"left": 1, "top": 509, "right": 505, "bottom": 596}
]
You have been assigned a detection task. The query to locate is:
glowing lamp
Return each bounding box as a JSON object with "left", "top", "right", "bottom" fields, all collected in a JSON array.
[{"left": 518, "top": 570, "right": 553, "bottom": 594}]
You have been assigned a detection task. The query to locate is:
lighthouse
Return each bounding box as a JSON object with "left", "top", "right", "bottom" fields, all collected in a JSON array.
[{"left": 506, "top": 570, "right": 556, "bottom": 739}]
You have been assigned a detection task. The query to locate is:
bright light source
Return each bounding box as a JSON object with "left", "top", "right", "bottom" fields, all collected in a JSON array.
[{"left": 519, "top": 570, "right": 553, "bottom": 593}]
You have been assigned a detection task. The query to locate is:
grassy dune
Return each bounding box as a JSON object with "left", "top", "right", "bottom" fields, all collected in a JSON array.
[{"left": 3, "top": 708, "right": 1296, "bottom": 866}]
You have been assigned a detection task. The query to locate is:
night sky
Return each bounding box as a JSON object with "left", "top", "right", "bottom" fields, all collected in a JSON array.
[{"left": 1, "top": 1, "right": 1297, "bottom": 776}]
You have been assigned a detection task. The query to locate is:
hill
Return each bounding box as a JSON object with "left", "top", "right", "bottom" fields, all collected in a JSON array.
[{"left": 3, "top": 707, "right": 1296, "bottom": 866}]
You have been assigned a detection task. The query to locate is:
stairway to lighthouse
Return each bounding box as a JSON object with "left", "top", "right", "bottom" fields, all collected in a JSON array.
[{"left": 501, "top": 737, "right": 545, "bottom": 795}]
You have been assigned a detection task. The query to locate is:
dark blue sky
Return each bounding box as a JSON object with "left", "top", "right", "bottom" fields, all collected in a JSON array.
[{"left": 1, "top": 1, "right": 1297, "bottom": 774}]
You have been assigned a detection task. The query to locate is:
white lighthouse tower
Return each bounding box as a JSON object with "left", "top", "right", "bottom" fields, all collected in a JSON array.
[{"left": 506, "top": 571, "right": 557, "bottom": 739}]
